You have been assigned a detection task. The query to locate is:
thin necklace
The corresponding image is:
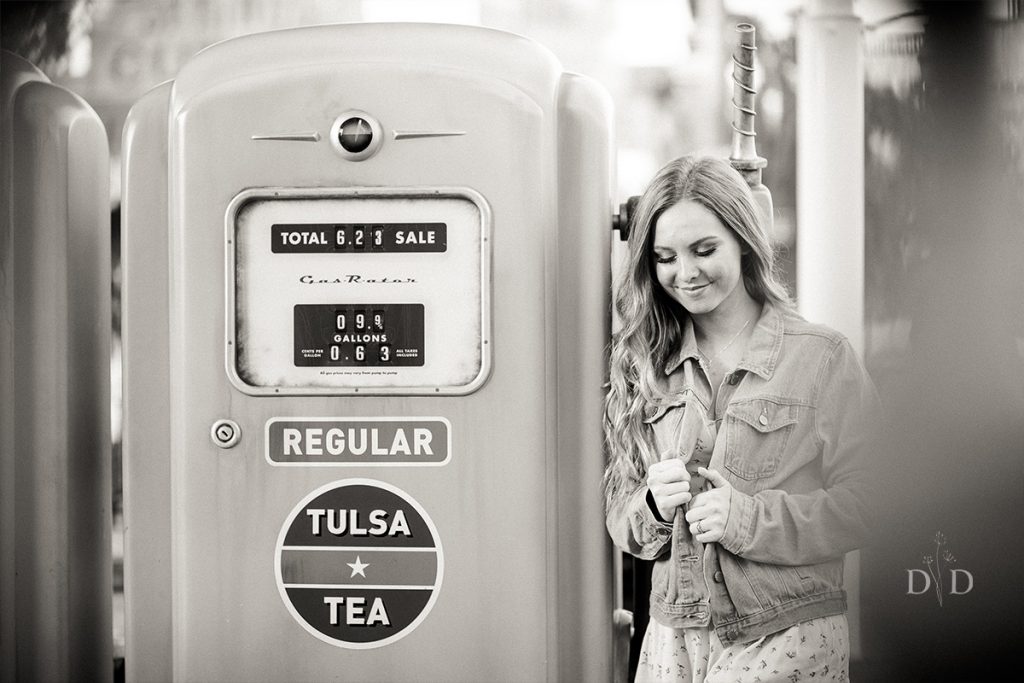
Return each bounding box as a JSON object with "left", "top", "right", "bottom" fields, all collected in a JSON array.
[{"left": 699, "top": 318, "right": 751, "bottom": 367}]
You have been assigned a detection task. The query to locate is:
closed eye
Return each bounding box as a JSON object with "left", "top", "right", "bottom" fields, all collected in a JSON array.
[
  {"left": 655, "top": 254, "right": 676, "bottom": 264},
  {"left": 695, "top": 246, "right": 717, "bottom": 258}
]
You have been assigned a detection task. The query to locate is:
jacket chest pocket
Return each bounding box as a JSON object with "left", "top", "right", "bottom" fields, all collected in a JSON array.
[{"left": 723, "top": 398, "right": 801, "bottom": 481}]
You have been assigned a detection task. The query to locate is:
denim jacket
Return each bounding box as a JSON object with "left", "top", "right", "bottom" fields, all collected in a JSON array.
[{"left": 605, "top": 303, "right": 882, "bottom": 645}]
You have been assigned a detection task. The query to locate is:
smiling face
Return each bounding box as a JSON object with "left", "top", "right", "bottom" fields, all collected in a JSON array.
[{"left": 652, "top": 199, "right": 749, "bottom": 318}]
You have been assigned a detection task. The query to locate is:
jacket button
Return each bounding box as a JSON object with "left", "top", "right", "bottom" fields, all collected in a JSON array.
[
  {"left": 758, "top": 414, "right": 768, "bottom": 426},
  {"left": 713, "top": 570, "right": 724, "bottom": 583}
]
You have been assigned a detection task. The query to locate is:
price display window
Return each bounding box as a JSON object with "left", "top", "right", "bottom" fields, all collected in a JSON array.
[{"left": 228, "top": 189, "right": 491, "bottom": 395}]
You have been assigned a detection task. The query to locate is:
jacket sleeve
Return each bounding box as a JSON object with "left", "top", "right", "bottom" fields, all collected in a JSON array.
[
  {"left": 605, "top": 481, "right": 674, "bottom": 561},
  {"left": 718, "top": 338, "right": 884, "bottom": 565}
]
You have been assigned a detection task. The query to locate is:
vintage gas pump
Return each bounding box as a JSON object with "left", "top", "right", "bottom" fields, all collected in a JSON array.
[
  {"left": 122, "top": 23, "right": 613, "bottom": 681},
  {"left": 1, "top": 50, "right": 112, "bottom": 682}
]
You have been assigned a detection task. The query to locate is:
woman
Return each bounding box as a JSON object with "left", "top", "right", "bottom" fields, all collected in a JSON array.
[{"left": 604, "top": 156, "right": 881, "bottom": 682}]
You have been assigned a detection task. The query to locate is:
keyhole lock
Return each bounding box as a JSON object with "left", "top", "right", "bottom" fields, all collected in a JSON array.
[{"left": 211, "top": 419, "right": 241, "bottom": 448}]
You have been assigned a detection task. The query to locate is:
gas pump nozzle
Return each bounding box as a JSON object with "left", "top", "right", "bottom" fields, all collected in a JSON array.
[
  {"left": 729, "top": 22, "right": 774, "bottom": 237},
  {"left": 613, "top": 195, "right": 639, "bottom": 241}
]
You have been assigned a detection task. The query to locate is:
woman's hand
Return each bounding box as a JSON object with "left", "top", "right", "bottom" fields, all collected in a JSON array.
[
  {"left": 685, "top": 467, "right": 733, "bottom": 542},
  {"left": 646, "top": 457, "right": 692, "bottom": 522}
]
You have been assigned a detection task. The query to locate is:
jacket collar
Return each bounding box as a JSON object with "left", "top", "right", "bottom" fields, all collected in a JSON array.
[{"left": 663, "top": 301, "right": 784, "bottom": 380}]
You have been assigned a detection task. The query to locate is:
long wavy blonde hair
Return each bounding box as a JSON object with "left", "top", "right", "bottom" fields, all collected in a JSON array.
[{"left": 603, "top": 156, "right": 791, "bottom": 505}]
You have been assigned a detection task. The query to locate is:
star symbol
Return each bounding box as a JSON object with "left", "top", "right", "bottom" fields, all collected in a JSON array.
[{"left": 347, "top": 556, "right": 369, "bottom": 578}]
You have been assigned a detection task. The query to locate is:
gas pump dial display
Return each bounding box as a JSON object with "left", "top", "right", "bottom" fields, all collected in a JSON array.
[
  {"left": 228, "top": 188, "right": 491, "bottom": 395},
  {"left": 294, "top": 303, "right": 424, "bottom": 367}
]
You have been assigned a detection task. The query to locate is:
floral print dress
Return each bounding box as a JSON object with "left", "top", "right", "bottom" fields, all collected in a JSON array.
[{"left": 635, "top": 613, "right": 849, "bottom": 683}]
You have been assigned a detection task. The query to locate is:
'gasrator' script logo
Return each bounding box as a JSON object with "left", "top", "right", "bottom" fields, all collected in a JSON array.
[
  {"left": 299, "top": 274, "right": 417, "bottom": 285},
  {"left": 906, "top": 531, "right": 974, "bottom": 606}
]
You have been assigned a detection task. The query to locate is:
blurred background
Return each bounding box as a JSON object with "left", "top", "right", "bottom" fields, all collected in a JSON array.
[{"left": 3, "top": 0, "right": 1022, "bottom": 680}]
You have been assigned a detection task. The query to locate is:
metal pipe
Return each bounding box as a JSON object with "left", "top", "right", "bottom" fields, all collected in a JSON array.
[
  {"left": 730, "top": 23, "right": 761, "bottom": 165},
  {"left": 796, "top": 0, "right": 865, "bottom": 657},
  {"left": 728, "top": 23, "right": 774, "bottom": 236}
]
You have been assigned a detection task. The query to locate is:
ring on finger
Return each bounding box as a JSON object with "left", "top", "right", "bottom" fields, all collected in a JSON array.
[{"left": 695, "top": 520, "right": 706, "bottom": 535}]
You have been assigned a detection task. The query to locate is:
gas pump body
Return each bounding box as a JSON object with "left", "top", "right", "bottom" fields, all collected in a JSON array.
[
  {"left": 1, "top": 50, "right": 112, "bottom": 683},
  {"left": 123, "top": 23, "right": 613, "bottom": 681}
]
